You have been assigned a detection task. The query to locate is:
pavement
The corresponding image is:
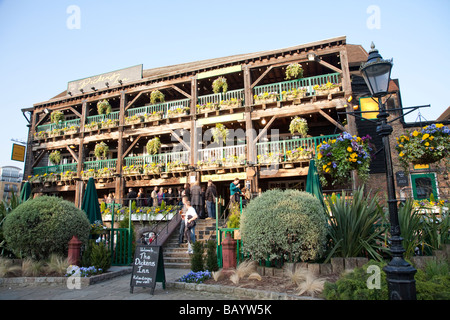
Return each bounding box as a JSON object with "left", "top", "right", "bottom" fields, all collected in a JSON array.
[{"left": 0, "top": 267, "right": 239, "bottom": 300}]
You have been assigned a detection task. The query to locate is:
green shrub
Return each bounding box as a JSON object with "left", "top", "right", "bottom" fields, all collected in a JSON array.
[
  {"left": 324, "top": 187, "right": 386, "bottom": 262},
  {"left": 3, "top": 196, "right": 90, "bottom": 260},
  {"left": 205, "top": 240, "right": 219, "bottom": 272},
  {"left": 227, "top": 202, "right": 240, "bottom": 228},
  {"left": 323, "top": 260, "right": 388, "bottom": 300},
  {"left": 90, "top": 241, "right": 111, "bottom": 271},
  {"left": 190, "top": 241, "right": 204, "bottom": 272},
  {"left": 415, "top": 258, "right": 450, "bottom": 300},
  {"left": 240, "top": 189, "right": 327, "bottom": 263}
]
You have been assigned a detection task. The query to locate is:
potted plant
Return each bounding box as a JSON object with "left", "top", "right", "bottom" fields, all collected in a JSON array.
[
  {"left": 313, "top": 82, "right": 340, "bottom": 95},
  {"left": 125, "top": 114, "right": 143, "bottom": 125},
  {"left": 395, "top": 123, "right": 450, "bottom": 171},
  {"left": 315, "top": 132, "right": 373, "bottom": 186},
  {"left": 146, "top": 137, "right": 161, "bottom": 155},
  {"left": 35, "top": 131, "right": 47, "bottom": 140},
  {"left": 64, "top": 125, "right": 79, "bottom": 135},
  {"left": 289, "top": 117, "right": 308, "bottom": 137},
  {"left": 282, "top": 87, "right": 307, "bottom": 101},
  {"left": 101, "top": 119, "right": 119, "bottom": 129},
  {"left": 285, "top": 63, "right": 303, "bottom": 80},
  {"left": 212, "top": 76, "right": 228, "bottom": 94},
  {"left": 97, "top": 99, "right": 112, "bottom": 115},
  {"left": 51, "top": 110, "right": 64, "bottom": 124},
  {"left": 49, "top": 150, "right": 61, "bottom": 165},
  {"left": 85, "top": 121, "right": 99, "bottom": 131},
  {"left": 257, "top": 152, "right": 282, "bottom": 165},
  {"left": 211, "top": 123, "right": 228, "bottom": 145},
  {"left": 94, "top": 142, "right": 109, "bottom": 160},
  {"left": 219, "top": 98, "right": 242, "bottom": 109},
  {"left": 144, "top": 111, "right": 163, "bottom": 122},
  {"left": 150, "top": 90, "right": 165, "bottom": 104},
  {"left": 253, "top": 92, "right": 278, "bottom": 104}
]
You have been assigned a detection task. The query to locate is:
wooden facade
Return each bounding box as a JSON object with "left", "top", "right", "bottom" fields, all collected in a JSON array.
[{"left": 23, "top": 36, "right": 368, "bottom": 205}]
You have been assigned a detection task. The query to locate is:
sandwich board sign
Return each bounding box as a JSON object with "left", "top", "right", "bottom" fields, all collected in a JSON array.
[{"left": 130, "top": 245, "right": 166, "bottom": 295}]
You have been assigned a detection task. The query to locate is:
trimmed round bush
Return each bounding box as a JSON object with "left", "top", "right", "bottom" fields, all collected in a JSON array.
[
  {"left": 240, "top": 189, "right": 327, "bottom": 263},
  {"left": 3, "top": 196, "right": 90, "bottom": 260}
]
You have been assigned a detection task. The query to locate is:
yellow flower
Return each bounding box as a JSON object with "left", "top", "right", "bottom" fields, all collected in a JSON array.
[
  {"left": 422, "top": 133, "right": 430, "bottom": 140},
  {"left": 347, "top": 147, "right": 353, "bottom": 152},
  {"left": 398, "top": 144, "right": 404, "bottom": 148},
  {"left": 425, "top": 142, "right": 430, "bottom": 146},
  {"left": 412, "top": 131, "right": 419, "bottom": 137},
  {"left": 436, "top": 123, "right": 444, "bottom": 128},
  {"left": 323, "top": 164, "right": 327, "bottom": 170},
  {"left": 351, "top": 153, "right": 358, "bottom": 158},
  {"left": 399, "top": 152, "right": 405, "bottom": 157},
  {"left": 325, "top": 168, "right": 330, "bottom": 173},
  {"left": 429, "top": 136, "right": 434, "bottom": 140},
  {"left": 317, "top": 153, "right": 323, "bottom": 160}
]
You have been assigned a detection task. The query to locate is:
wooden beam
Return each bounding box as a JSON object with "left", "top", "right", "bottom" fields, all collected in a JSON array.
[
  {"left": 251, "top": 66, "right": 273, "bottom": 89},
  {"left": 253, "top": 115, "right": 277, "bottom": 144},
  {"left": 65, "top": 146, "right": 79, "bottom": 162},
  {"left": 32, "top": 150, "right": 46, "bottom": 168},
  {"left": 316, "top": 59, "right": 342, "bottom": 74},
  {"left": 35, "top": 112, "right": 49, "bottom": 128},
  {"left": 317, "top": 108, "right": 345, "bottom": 131},
  {"left": 68, "top": 106, "right": 82, "bottom": 118},
  {"left": 170, "top": 129, "right": 191, "bottom": 151},
  {"left": 123, "top": 134, "right": 144, "bottom": 159},
  {"left": 171, "top": 85, "right": 191, "bottom": 99},
  {"left": 125, "top": 91, "right": 143, "bottom": 111}
]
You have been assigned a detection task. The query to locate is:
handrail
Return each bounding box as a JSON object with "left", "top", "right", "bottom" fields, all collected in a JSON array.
[
  {"left": 197, "top": 89, "right": 245, "bottom": 106},
  {"left": 36, "top": 119, "right": 81, "bottom": 133},
  {"left": 253, "top": 73, "right": 341, "bottom": 101},
  {"left": 32, "top": 163, "right": 77, "bottom": 175},
  {"left": 83, "top": 159, "right": 117, "bottom": 170},
  {"left": 86, "top": 111, "right": 120, "bottom": 124}
]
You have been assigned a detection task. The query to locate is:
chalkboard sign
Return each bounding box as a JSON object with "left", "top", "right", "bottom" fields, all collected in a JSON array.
[
  {"left": 396, "top": 171, "right": 409, "bottom": 187},
  {"left": 130, "top": 245, "right": 165, "bottom": 294}
]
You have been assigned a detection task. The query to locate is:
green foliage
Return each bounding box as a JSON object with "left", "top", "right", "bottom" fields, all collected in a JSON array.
[
  {"left": 3, "top": 196, "right": 90, "bottom": 260},
  {"left": 50, "top": 110, "right": 64, "bottom": 124},
  {"left": 89, "top": 241, "right": 111, "bottom": 271},
  {"left": 190, "top": 241, "right": 204, "bottom": 272},
  {"left": 119, "top": 213, "right": 136, "bottom": 259},
  {"left": 97, "top": 99, "right": 112, "bottom": 115},
  {"left": 211, "top": 123, "right": 229, "bottom": 145},
  {"left": 324, "top": 187, "right": 386, "bottom": 262},
  {"left": 212, "top": 76, "right": 228, "bottom": 94},
  {"left": 395, "top": 123, "right": 450, "bottom": 171},
  {"left": 316, "top": 132, "right": 373, "bottom": 186},
  {"left": 49, "top": 150, "right": 61, "bottom": 165},
  {"left": 323, "top": 260, "right": 388, "bottom": 300},
  {"left": 240, "top": 189, "right": 327, "bottom": 263},
  {"left": 395, "top": 198, "right": 426, "bottom": 258},
  {"left": 289, "top": 116, "right": 308, "bottom": 137},
  {"left": 285, "top": 63, "right": 303, "bottom": 80},
  {"left": 227, "top": 202, "right": 240, "bottom": 228},
  {"left": 94, "top": 142, "right": 109, "bottom": 160},
  {"left": 146, "top": 137, "right": 161, "bottom": 155},
  {"left": 150, "top": 90, "right": 165, "bottom": 104},
  {"left": 205, "top": 240, "right": 219, "bottom": 272}
]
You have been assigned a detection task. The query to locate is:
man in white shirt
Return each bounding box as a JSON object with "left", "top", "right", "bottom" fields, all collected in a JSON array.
[{"left": 184, "top": 200, "right": 198, "bottom": 253}]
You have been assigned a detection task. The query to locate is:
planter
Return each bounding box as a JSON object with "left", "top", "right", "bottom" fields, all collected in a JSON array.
[
  {"left": 254, "top": 97, "right": 277, "bottom": 105},
  {"left": 144, "top": 115, "right": 162, "bottom": 122}
]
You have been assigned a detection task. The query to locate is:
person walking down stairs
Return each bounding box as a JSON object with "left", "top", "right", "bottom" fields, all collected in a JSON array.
[{"left": 183, "top": 200, "right": 198, "bottom": 254}]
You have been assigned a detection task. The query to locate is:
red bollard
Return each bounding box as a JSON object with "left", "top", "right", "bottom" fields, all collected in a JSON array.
[
  {"left": 221, "top": 232, "right": 237, "bottom": 270},
  {"left": 68, "top": 236, "right": 82, "bottom": 266}
]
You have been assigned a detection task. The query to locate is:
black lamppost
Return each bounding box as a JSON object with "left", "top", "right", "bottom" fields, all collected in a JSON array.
[{"left": 360, "top": 43, "right": 417, "bottom": 300}]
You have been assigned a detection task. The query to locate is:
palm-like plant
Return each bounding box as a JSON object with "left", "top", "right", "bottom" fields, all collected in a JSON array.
[{"left": 324, "top": 187, "right": 386, "bottom": 262}]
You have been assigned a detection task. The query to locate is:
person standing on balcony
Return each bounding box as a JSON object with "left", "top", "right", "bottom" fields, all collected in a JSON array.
[
  {"left": 157, "top": 188, "right": 164, "bottom": 206},
  {"left": 205, "top": 180, "right": 217, "bottom": 219},
  {"left": 126, "top": 188, "right": 137, "bottom": 207},
  {"left": 150, "top": 186, "right": 158, "bottom": 207},
  {"left": 137, "top": 188, "right": 145, "bottom": 207}
]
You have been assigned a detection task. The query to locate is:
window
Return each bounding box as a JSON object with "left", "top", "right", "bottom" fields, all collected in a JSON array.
[{"left": 410, "top": 173, "right": 438, "bottom": 200}]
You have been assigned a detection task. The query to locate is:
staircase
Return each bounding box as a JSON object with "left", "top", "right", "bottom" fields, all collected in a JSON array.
[{"left": 163, "top": 218, "right": 225, "bottom": 269}]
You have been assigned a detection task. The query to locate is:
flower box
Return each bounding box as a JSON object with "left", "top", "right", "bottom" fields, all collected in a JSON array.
[
  {"left": 144, "top": 113, "right": 163, "bottom": 122},
  {"left": 84, "top": 123, "right": 99, "bottom": 131},
  {"left": 125, "top": 116, "right": 143, "bottom": 125},
  {"left": 101, "top": 120, "right": 119, "bottom": 129},
  {"left": 254, "top": 97, "right": 277, "bottom": 105}
]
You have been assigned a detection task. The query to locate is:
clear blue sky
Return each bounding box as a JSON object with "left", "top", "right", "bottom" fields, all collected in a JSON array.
[{"left": 0, "top": 0, "right": 449, "bottom": 170}]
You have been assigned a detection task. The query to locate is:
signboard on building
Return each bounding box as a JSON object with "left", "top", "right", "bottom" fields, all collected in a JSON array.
[
  {"left": 11, "top": 144, "right": 26, "bottom": 162},
  {"left": 359, "top": 96, "right": 379, "bottom": 120},
  {"left": 395, "top": 171, "right": 409, "bottom": 187},
  {"left": 198, "top": 112, "right": 244, "bottom": 126},
  {"left": 197, "top": 65, "right": 242, "bottom": 80},
  {"left": 68, "top": 64, "right": 143, "bottom": 94}
]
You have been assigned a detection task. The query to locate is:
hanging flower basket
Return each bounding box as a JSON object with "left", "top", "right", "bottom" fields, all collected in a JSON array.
[
  {"left": 94, "top": 142, "right": 109, "bottom": 160},
  {"left": 289, "top": 117, "right": 308, "bottom": 137},
  {"left": 316, "top": 132, "right": 373, "bottom": 186},
  {"left": 396, "top": 123, "right": 450, "bottom": 170},
  {"left": 49, "top": 150, "right": 61, "bottom": 165},
  {"left": 211, "top": 123, "right": 229, "bottom": 145},
  {"left": 50, "top": 111, "right": 64, "bottom": 124},
  {"left": 97, "top": 99, "right": 112, "bottom": 115},
  {"left": 150, "top": 90, "right": 165, "bottom": 104},
  {"left": 285, "top": 63, "right": 304, "bottom": 80},
  {"left": 212, "top": 77, "right": 228, "bottom": 94},
  {"left": 146, "top": 137, "right": 161, "bottom": 155}
]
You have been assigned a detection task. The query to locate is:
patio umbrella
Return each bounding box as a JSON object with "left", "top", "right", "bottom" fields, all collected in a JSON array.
[
  {"left": 20, "top": 181, "right": 31, "bottom": 203},
  {"left": 305, "top": 159, "right": 325, "bottom": 207},
  {"left": 81, "top": 177, "right": 102, "bottom": 224}
]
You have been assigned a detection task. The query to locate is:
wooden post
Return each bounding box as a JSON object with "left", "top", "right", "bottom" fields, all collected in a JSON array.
[
  {"left": 190, "top": 76, "right": 198, "bottom": 167},
  {"left": 116, "top": 91, "right": 126, "bottom": 204},
  {"left": 74, "top": 100, "right": 87, "bottom": 208},
  {"left": 24, "top": 110, "right": 37, "bottom": 180}
]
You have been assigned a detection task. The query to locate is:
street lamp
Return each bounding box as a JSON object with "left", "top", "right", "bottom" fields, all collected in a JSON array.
[{"left": 360, "top": 43, "right": 417, "bottom": 300}]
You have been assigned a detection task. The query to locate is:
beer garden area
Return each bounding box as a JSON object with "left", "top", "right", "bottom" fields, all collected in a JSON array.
[{"left": 0, "top": 37, "right": 449, "bottom": 300}]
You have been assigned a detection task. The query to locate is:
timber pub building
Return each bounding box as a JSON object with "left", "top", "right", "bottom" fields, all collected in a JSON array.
[{"left": 23, "top": 36, "right": 417, "bottom": 207}]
